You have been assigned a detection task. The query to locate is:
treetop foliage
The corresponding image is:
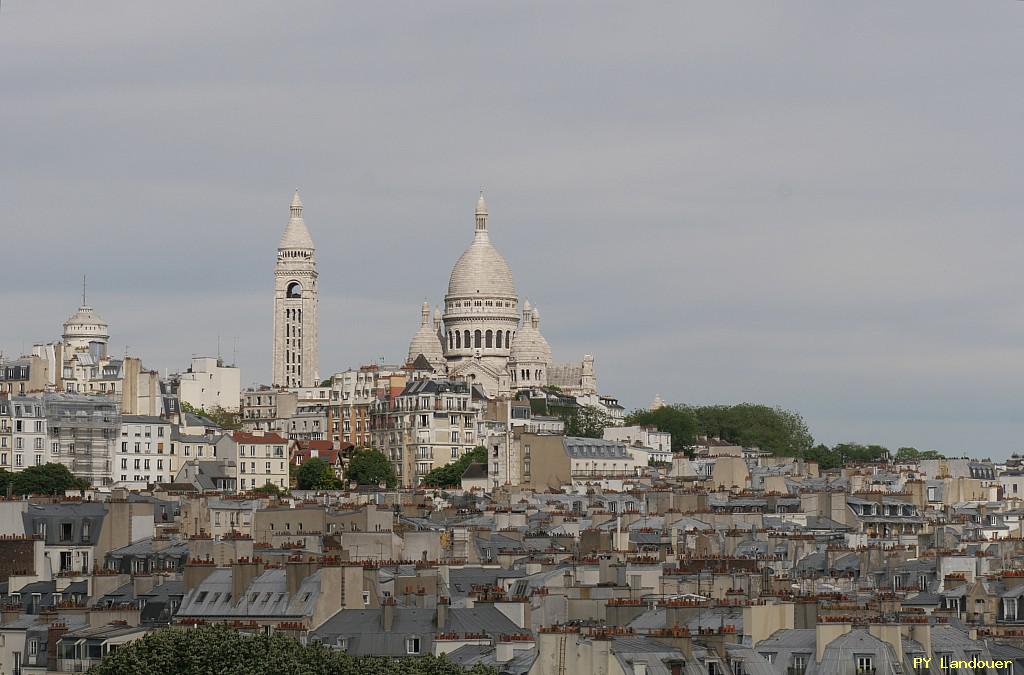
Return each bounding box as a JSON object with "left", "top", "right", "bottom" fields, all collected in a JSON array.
[
  {"left": 87, "top": 624, "right": 496, "bottom": 675},
  {"left": 625, "top": 403, "right": 813, "bottom": 457},
  {"left": 623, "top": 401, "right": 944, "bottom": 469},
  {"left": 344, "top": 448, "right": 398, "bottom": 488},
  {"left": 295, "top": 456, "right": 342, "bottom": 490},
  {"left": 180, "top": 401, "right": 242, "bottom": 431},
  {"left": 421, "top": 446, "right": 487, "bottom": 487},
  {"left": 0, "top": 463, "right": 88, "bottom": 496}
]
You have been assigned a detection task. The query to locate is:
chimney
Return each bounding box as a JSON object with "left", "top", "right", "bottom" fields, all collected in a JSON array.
[
  {"left": 495, "top": 640, "right": 514, "bottom": 663},
  {"left": 132, "top": 574, "right": 155, "bottom": 596},
  {"left": 383, "top": 597, "right": 395, "bottom": 631},
  {"left": 286, "top": 557, "right": 318, "bottom": 598},
  {"left": 437, "top": 596, "right": 449, "bottom": 630},
  {"left": 48, "top": 621, "right": 69, "bottom": 664},
  {"left": 184, "top": 559, "right": 217, "bottom": 592},
  {"left": 232, "top": 557, "right": 262, "bottom": 601}
]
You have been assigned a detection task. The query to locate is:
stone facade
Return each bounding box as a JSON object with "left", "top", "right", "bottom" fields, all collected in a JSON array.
[{"left": 272, "top": 191, "right": 319, "bottom": 389}]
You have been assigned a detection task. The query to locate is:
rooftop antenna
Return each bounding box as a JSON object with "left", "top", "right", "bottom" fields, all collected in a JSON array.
[
  {"left": 217, "top": 334, "right": 222, "bottom": 361},
  {"left": 233, "top": 336, "right": 238, "bottom": 367},
  {"left": 82, "top": 273, "right": 87, "bottom": 306}
]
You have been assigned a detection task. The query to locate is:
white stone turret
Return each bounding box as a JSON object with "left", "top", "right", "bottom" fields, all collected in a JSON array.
[
  {"left": 407, "top": 302, "right": 446, "bottom": 371},
  {"left": 272, "top": 190, "right": 319, "bottom": 388}
]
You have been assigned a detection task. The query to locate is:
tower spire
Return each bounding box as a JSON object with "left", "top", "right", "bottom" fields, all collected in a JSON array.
[
  {"left": 475, "top": 190, "right": 488, "bottom": 235},
  {"left": 290, "top": 189, "right": 303, "bottom": 218}
]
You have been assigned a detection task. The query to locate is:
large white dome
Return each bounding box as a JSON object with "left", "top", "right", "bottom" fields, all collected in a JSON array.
[
  {"left": 445, "top": 192, "right": 517, "bottom": 300},
  {"left": 446, "top": 239, "right": 517, "bottom": 299}
]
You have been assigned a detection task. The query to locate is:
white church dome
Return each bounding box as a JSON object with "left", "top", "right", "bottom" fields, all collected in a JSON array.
[
  {"left": 446, "top": 192, "right": 517, "bottom": 300},
  {"left": 510, "top": 303, "right": 552, "bottom": 364},
  {"left": 407, "top": 302, "right": 445, "bottom": 367}
]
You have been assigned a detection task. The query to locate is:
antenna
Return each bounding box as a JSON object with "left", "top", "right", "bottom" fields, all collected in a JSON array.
[
  {"left": 233, "top": 336, "right": 238, "bottom": 367},
  {"left": 82, "top": 274, "right": 87, "bottom": 306}
]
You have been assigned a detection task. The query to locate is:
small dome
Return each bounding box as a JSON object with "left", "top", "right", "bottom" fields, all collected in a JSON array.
[
  {"left": 63, "top": 304, "right": 109, "bottom": 334},
  {"left": 279, "top": 190, "right": 315, "bottom": 250},
  {"left": 510, "top": 304, "right": 552, "bottom": 365},
  {"left": 407, "top": 302, "right": 445, "bottom": 367}
]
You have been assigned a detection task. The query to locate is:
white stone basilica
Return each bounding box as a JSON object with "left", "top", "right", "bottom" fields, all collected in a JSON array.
[{"left": 406, "top": 193, "right": 596, "bottom": 399}]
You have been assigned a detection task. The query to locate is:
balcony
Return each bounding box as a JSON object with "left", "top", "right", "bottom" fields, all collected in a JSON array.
[{"left": 570, "top": 470, "right": 637, "bottom": 479}]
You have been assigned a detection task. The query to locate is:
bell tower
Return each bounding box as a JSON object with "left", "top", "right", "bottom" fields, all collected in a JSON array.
[{"left": 272, "top": 190, "right": 319, "bottom": 388}]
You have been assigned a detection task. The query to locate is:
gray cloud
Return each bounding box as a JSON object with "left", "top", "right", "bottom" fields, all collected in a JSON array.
[{"left": 2, "top": 1, "right": 1022, "bottom": 458}]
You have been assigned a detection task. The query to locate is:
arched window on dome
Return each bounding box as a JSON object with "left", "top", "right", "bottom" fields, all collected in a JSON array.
[
  {"left": 448, "top": 332, "right": 453, "bottom": 349},
  {"left": 463, "top": 330, "right": 470, "bottom": 349},
  {"left": 474, "top": 330, "right": 482, "bottom": 348},
  {"left": 286, "top": 281, "right": 302, "bottom": 298},
  {"left": 485, "top": 330, "right": 493, "bottom": 348},
  {"left": 496, "top": 331, "right": 503, "bottom": 348},
  {"left": 455, "top": 331, "right": 461, "bottom": 349}
]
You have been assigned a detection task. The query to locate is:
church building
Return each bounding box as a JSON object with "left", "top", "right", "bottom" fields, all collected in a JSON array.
[{"left": 406, "top": 193, "right": 597, "bottom": 400}]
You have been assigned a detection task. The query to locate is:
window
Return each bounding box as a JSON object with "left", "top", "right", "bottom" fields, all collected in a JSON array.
[
  {"left": 60, "top": 522, "right": 73, "bottom": 542},
  {"left": 856, "top": 656, "right": 874, "bottom": 673},
  {"left": 451, "top": 447, "right": 459, "bottom": 459},
  {"left": 793, "top": 655, "right": 808, "bottom": 674},
  {"left": 406, "top": 637, "right": 421, "bottom": 654},
  {"left": 362, "top": 591, "right": 370, "bottom": 606}
]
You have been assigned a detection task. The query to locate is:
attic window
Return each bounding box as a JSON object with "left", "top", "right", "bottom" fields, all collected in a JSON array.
[{"left": 406, "top": 637, "right": 421, "bottom": 654}]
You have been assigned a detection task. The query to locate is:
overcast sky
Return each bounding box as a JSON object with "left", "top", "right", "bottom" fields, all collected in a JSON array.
[{"left": 2, "top": 2, "right": 1022, "bottom": 458}]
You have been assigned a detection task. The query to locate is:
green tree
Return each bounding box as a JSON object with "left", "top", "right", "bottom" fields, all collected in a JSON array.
[
  {"left": 832, "top": 442, "right": 889, "bottom": 463},
  {"left": 689, "top": 403, "right": 814, "bottom": 456},
  {"left": 295, "top": 457, "right": 342, "bottom": 490},
  {"left": 345, "top": 448, "right": 397, "bottom": 488},
  {"left": 801, "top": 443, "right": 842, "bottom": 471},
  {"left": 422, "top": 446, "right": 487, "bottom": 487},
  {"left": 180, "top": 401, "right": 242, "bottom": 431},
  {"left": 87, "top": 623, "right": 497, "bottom": 675},
  {"left": 624, "top": 405, "right": 699, "bottom": 452},
  {"left": 251, "top": 481, "right": 285, "bottom": 497},
  {"left": 894, "top": 447, "right": 944, "bottom": 462},
  {"left": 557, "top": 403, "right": 610, "bottom": 440},
  {"left": 11, "top": 463, "right": 88, "bottom": 496},
  {"left": 0, "top": 469, "right": 13, "bottom": 497}
]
